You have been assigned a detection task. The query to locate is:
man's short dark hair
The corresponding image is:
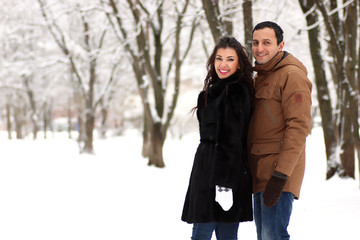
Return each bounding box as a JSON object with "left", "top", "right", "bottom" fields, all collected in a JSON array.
[{"left": 252, "top": 21, "right": 284, "bottom": 45}]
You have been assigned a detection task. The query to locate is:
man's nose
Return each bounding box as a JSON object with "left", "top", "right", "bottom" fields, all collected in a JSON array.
[{"left": 256, "top": 43, "right": 264, "bottom": 51}]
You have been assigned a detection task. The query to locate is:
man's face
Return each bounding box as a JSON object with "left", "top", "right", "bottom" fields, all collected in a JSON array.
[{"left": 252, "top": 27, "right": 284, "bottom": 64}]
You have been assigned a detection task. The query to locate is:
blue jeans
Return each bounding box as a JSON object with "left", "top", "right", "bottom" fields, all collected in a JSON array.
[
  {"left": 253, "top": 191, "right": 294, "bottom": 240},
  {"left": 191, "top": 222, "right": 239, "bottom": 240}
]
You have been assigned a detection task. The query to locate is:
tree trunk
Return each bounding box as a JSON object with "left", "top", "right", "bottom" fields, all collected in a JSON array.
[
  {"left": 6, "top": 103, "right": 12, "bottom": 140},
  {"left": 67, "top": 104, "right": 72, "bottom": 139},
  {"left": 142, "top": 113, "right": 150, "bottom": 158},
  {"left": 147, "top": 122, "right": 165, "bottom": 168},
  {"left": 23, "top": 75, "right": 39, "bottom": 140},
  {"left": 201, "top": 0, "right": 234, "bottom": 44},
  {"left": 14, "top": 105, "right": 23, "bottom": 139},
  {"left": 99, "top": 100, "right": 108, "bottom": 139},
  {"left": 242, "top": 0, "right": 253, "bottom": 60},
  {"left": 77, "top": 114, "right": 85, "bottom": 145},
  {"left": 201, "top": 0, "right": 223, "bottom": 43},
  {"left": 340, "top": 91, "right": 354, "bottom": 178},
  {"left": 357, "top": 0, "right": 360, "bottom": 185},
  {"left": 314, "top": 0, "right": 359, "bottom": 179},
  {"left": 83, "top": 112, "right": 94, "bottom": 153},
  {"left": 299, "top": 0, "right": 338, "bottom": 179},
  {"left": 222, "top": 0, "right": 235, "bottom": 36},
  {"left": 43, "top": 102, "right": 48, "bottom": 139},
  {"left": 48, "top": 102, "right": 54, "bottom": 138},
  {"left": 341, "top": 0, "right": 358, "bottom": 179},
  {"left": 82, "top": 15, "right": 96, "bottom": 154}
]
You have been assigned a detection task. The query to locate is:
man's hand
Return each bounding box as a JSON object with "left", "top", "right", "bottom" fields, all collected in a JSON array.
[{"left": 263, "top": 171, "right": 288, "bottom": 207}]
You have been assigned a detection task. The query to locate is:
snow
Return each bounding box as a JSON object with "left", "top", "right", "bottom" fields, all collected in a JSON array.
[{"left": 0, "top": 126, "right": 359, "bottom": 240}]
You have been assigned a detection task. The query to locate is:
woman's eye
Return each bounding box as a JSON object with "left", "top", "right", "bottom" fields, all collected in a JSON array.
[{"left": 216, "top": 57, "right": 222, "bottom": 61}]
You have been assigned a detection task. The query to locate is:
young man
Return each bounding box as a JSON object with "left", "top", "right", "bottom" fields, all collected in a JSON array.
[{"left": 248, "top": 21, "right": 312, "bottom": 240}]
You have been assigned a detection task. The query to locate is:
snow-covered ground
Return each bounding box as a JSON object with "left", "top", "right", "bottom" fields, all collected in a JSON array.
[{"left": 0, "top": 127, "right": 359, "bottom": 240}]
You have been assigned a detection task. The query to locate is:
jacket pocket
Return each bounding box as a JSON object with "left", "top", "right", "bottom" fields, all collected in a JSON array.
[
  {"left": 255, "top": 82, "right": 275, "bottom": 99},
  {"left": 251, "top": 142, "right": 282, "bottom": 182},
  {"left": 255, "top": 83, "right": 277, "bottom": 124},
  {"left": 263, "top": 100, "right": 276, "bottom": 123}
]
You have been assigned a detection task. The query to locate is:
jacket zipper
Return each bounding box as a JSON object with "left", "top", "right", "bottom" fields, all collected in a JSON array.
[{"left": 263, "top": 100, "right": 276, "bottom": 123}]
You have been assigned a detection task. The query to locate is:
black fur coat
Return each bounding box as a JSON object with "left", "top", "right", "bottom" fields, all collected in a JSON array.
[{"left": 181, "top": 74, "right": 253, "bottom": 223}]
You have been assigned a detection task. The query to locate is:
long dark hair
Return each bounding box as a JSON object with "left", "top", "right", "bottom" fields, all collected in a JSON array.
[{"left": 202, "top": 36, "right": 255, "bottom": 108}]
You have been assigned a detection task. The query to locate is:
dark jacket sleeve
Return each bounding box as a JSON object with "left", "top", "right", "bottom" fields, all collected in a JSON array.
[
  {"left": 196, "top": 91, "right": 205, "bottom": 122},
  {"left": 210, "top": 82, "right": 252, "bottom": 188}
]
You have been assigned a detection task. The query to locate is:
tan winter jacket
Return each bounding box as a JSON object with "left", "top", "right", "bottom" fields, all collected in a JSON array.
[{"left": 248, "top": 51, "right": 312, "bottom": 199}]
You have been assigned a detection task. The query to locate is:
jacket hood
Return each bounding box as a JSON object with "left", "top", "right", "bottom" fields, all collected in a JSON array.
[{"left": 253, "top": 51, "right": 308, "bottom": 76}]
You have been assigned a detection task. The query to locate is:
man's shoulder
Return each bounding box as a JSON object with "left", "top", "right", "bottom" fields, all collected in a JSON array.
[
  {"left": 279, "top": 53, "right": 308, "bottom": 74},
  {"left": 274, "top": 56, "right": 309, "bottom": 81},
  {"left": 271, "top": 55, "right": 312, "bottom": 91}
]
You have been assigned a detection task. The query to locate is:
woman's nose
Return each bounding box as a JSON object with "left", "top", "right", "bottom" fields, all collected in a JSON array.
[{"left": 219, "top": 60, "right": 227, "bottom": 67}]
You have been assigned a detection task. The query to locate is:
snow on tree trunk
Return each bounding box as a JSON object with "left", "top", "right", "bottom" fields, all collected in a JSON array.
[{"left": 314, "top": 0, "right": 359, "bottom": 179}]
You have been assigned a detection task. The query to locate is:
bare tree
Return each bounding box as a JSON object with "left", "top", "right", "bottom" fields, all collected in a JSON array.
[
  {"left": 102, "top": 0, "right": 197, "bottom": 167},
  {"left": 38, "top": 0, "right": 120, "bottom": 153},
  {"left": 0, "top": 0, "right": 50, "bottom": 140}
]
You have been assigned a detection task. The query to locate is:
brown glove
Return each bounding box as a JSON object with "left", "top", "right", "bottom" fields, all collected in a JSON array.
[{"left": 263, "top": 170, "right": 288, "bottom": 207}]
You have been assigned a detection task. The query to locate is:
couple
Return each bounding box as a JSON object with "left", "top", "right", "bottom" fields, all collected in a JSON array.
[{"left": 181, "top": 21, "right": 312, "bottom": 240}]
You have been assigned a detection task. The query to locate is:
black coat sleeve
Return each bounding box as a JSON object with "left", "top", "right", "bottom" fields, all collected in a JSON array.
[{"left": 210, "top": 82, "right": 252, "bottom": 188}]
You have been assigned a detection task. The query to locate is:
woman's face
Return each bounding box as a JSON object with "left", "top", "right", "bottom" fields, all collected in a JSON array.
[{"left": 214, "top": 47, "right": 239, "bottom": 79}]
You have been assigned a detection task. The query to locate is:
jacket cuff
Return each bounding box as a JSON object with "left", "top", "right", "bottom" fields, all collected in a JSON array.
[{"left": 273, "top": 170, "right": 289, "bottom": 180}]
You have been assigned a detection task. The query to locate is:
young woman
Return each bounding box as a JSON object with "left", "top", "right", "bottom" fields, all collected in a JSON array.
[{"left": 181, "top": 37, "right": 254, "bottom": 240}]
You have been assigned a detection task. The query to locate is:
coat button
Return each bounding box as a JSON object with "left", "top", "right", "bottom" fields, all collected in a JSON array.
[{"left": 257, "top": 149, "right": 261, "bottom": 153}]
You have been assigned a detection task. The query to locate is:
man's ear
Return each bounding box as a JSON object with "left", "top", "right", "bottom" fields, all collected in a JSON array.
[{"left": 279, "top": 41, "right": 285, "bottom": 52}]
